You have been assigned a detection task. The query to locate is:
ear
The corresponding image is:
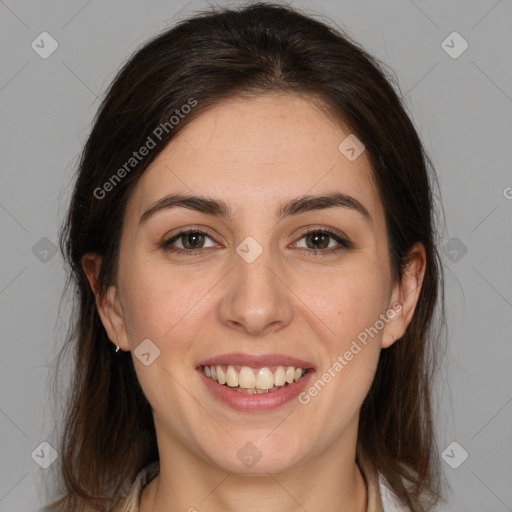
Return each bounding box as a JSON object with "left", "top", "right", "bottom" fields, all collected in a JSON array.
[
  {"left": 81, "top": 253, "right": 130, "bottom": 352},
  {"left": 382, "top": 242, "right": 427, "bottom": 349}
]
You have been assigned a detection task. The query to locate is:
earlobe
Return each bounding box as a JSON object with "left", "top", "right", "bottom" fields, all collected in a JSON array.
[
  {"left": 381, "top": 302, "right": 404, "bottom": 349},
  {"left": 382, "top": 242, "right": 427, "bottom": 349},
  {"left": 81, "top": 253, "right": 129, "bottom": 351},
  {"left": 101, "top": 286, "right": 129, "bottom": 351}
]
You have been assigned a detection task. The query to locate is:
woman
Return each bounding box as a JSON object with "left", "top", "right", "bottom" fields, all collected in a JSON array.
[{"left": 46, "top": 2, "right": 447, "bottom": 511}]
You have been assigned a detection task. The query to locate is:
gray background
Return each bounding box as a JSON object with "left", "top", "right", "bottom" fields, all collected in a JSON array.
[{"left": 1, "top": 0, "right": 511, "bottom": 510}]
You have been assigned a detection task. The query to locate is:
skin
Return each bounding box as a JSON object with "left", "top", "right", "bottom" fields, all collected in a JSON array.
[{"left": 83, "top": 92, "right": 426, "bottom": 512}]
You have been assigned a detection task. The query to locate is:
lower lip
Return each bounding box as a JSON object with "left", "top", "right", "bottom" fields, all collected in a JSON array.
[{"left": 198, "top": 368, "right": 315, "bottom": 412}]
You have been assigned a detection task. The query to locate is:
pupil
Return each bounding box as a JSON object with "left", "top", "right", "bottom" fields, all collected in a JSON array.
[
  {"left": 182, "top": 232, "right": 329, "bottom": 250},
  {"left": 308, "top": 232, "right": 328, "bottom": 249},
  {"left": 185, "top": 232, "right": 204, "bottom": 249}
]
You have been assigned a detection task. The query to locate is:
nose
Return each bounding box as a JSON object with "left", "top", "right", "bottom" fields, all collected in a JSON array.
[{"left": 217, "top": 245, "right": 294, "bottom": 336}]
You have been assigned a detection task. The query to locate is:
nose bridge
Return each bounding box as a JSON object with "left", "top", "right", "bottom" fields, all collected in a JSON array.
[{"left": 218, "top": 236, "right": 293, "bottom": 334}]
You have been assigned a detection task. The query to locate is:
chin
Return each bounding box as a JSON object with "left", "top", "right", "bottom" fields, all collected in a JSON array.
[{"left": 200, "top": 434, "right": 311, "bottom": 475}]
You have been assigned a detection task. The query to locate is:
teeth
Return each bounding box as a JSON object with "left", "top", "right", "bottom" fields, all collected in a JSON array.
[
  {"left": 203, "top": 364, "right": 307, "bottom": 390},
  {"left": 216, "top": 365, "right": 226, "bottom": 385},
  {"left": 274, "top": 366, "right": 286, "bottom": 386},
  {"left": 256, "top": 367, "right": 274, "bottom": 390},
  {"left": 236, "top": 387, "right": 279, "bottom": 394},
  {"left": 226, "top": 365, "right": 238, "bottom": 387},
  {"left": 238, "top": 366, "right": 256, "bottom": 388}
]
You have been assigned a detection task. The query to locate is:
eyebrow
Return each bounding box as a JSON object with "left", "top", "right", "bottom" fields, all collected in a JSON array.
[{"left": 139, "top": 192, "right": 373, "bottom": 226}]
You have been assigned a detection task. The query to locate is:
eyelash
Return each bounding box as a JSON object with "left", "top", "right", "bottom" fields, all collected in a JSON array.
[{"left": 160, "top": 227, "right": 352, "bottom": 257}]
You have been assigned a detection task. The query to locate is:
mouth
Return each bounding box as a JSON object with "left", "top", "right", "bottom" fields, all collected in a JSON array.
[
  {"left": 200, "top": 364, "right": 311, "bottom": 394},
  {"left": 196, "top": 354, "right": 315, "bottom": 411}
]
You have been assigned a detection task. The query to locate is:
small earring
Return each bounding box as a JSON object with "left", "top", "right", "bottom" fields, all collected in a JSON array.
[
  {"left": 115, "top": 345, "right": 120, "bottom": 352},
  {"left": 393, "top": 336, "right": 397, "bottom": 340}
]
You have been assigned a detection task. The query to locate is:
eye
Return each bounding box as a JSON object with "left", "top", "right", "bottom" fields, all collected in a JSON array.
[
  {"left": 161, "top": 228, "right": 217, "bottom": 254},
  {"left": 293, "top": 228, "right": 352, "bottom": 254},
  {"left": 161, "top": 227, "right": 352, "bottom": 256}
]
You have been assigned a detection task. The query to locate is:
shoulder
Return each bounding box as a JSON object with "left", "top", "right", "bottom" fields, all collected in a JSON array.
[
  {"left": 111, "top": 461, "right": 160, "bottom": 512},
  {"left": 378, "top": 474, "right": 410, "bottom": 512}
]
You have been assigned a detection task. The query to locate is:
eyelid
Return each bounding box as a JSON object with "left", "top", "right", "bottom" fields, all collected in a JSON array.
[
  {"left": 162, "top": 226, "right": 219, "bottom": 248},
  {"left": 290, "top": 226, "right": 352, "bottom": 251},
  {"left": 161, "top": 225, "right": 352, "bottom": 254}
]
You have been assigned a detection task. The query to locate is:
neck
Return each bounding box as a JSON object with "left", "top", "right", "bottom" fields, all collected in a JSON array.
[{"left": 140, "top": 429, "right": 368, "bottom": 512}]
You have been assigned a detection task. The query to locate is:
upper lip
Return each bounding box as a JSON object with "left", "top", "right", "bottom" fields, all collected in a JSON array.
[{"left": 197, "top": 353, "right": 315, "bottom": 369}]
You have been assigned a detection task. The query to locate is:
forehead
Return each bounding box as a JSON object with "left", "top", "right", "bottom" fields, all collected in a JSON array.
[{"left": 126, "top": 93, "right": 385, "bottom": 230}]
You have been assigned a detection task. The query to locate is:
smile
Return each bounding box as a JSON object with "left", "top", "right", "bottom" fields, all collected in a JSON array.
[{"left": 202, "top": 365, "right": 309, "bottom": 394}]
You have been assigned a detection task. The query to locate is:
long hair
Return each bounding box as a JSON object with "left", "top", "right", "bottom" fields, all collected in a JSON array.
[{"left": 47, "top": 3, "right": 447, "bottom": 510}]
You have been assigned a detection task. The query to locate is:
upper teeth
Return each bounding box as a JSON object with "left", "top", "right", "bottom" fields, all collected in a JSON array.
[{"left": 203, "top": 365, "right": 306, "bottom": 390}]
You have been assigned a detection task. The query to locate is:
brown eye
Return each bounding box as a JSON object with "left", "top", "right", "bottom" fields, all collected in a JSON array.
[
  {"left": 162, "top": 229, "right": 217, "bottom": 254},
  {"left": 161, "top": 227, "right": 351, "bottom": 256},
  {"left": 304, "top": 232, "right": 330, "bottom": 250},
  {"left": 295, "top": 229, "right": 351, "bottom": 253},
  {"left": 181, "top": 231, "right": 206, "bottom": 249}
]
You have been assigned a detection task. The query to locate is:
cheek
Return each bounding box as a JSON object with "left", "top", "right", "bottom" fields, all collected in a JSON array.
[
  {"left": 118, "top": 258, "right": 219, "bottom": 347},
  {"left": 117, "top": 261, "right": 209, "bottom": 414},
  {"left": 304, "top": 264, "right": 388, "bottom": 349},
  {"left": 298, "top": 265, "right": 387, "bottom": 409}
]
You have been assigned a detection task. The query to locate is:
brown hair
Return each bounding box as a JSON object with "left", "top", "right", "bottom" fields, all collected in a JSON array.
[{"left": 47, "top": 2, "right": 447, "bottom": 511}]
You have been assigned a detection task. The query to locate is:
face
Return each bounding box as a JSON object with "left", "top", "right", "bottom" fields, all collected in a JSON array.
[{"left": 88, "top": 92, "right": 423, "bottom": 475}]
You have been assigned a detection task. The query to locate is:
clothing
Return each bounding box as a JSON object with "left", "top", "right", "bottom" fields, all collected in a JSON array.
[{"left": 112, "top": 455, "right": 404, "bottom": 512}]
